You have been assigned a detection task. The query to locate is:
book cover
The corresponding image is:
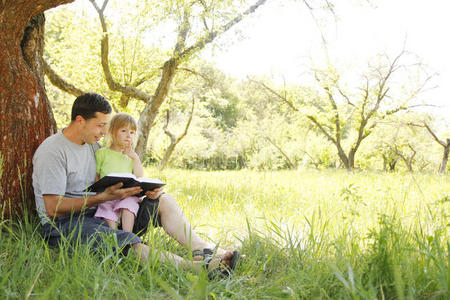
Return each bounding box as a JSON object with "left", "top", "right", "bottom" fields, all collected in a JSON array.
[{"left": 87, "top": 173, "right": 165, "bottom": 197}]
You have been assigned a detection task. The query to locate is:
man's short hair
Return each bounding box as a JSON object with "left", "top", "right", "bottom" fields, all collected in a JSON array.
[{"left": 71, "top": 93, "right": 112, "bottom": 121}]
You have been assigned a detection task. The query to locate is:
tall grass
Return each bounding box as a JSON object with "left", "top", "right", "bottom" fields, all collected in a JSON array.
[{"left": 1, "top": 169, "right": 448, "bottom": 299}]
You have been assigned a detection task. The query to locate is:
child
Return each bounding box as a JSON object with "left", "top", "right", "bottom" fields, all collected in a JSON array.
[{"left": 94, "top": 113, "right": 144, "bottom": 232}]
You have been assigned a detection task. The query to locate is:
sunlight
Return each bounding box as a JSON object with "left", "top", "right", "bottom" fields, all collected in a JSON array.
[{"left": 210, "top": 0, "right": 450, "bottom": 115}]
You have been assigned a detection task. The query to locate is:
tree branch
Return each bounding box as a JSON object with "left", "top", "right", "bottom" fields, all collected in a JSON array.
[
  {"left": 248, "top": 77, "right": 298, "bottom": 111},
  {"left": 177, "top": 67, "right": 214, "bottom": 87},
  {"left": 314, "top": 70, "right": 342, "bottom": 144},
  {"left": 364, "top": 50, "right": 405, "bottom": 122},
  {"left": 163, "top": 96, "right": 195, "bottom": 144},
  {"left": 89, "top": 0, "right": 152, "bottom": 103},
  {"left": 179, "top": 0, "right": 267, "bottom": 60},
  {"left": 423, "top": 122, "right": 446, "bottom": 147},
  {"left": 265, "top": 136, "right": 296, "bottom": 168},
  {"left": 173, "top": 7, "right": 191, "bottom": 56},
  {"left": 307, "top": 115, "right": 336, "bottom": 145},
  {"left": 337, "top": 85, "right": 354, "bottom": 106},
  {"left": 43, "top": 59, "right": 85, "bottom": 96}
]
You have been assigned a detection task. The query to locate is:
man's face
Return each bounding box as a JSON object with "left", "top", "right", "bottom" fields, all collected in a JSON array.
[{"left": 79, "top": 112, "right": 110, "bottom": 144}]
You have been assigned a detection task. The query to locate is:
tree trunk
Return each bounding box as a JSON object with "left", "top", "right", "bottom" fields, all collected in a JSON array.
[
  {"left": 0, "top": 1, "right": 73, "bottom": 218},
  {"left": 159, "top": 101, "right": 195, "bottom": 170},
  {"left": 135, "top": 59, "right": 178, "bottom": 157},
  {"left": 398, "top": 152, "right": 414, "bottom": 172},
  {"left": 348, "top": 149, "right": 356, "bottom": 171},
  {"left": 337, "top": 148, "right": 350, "bottom": 171},
  {"left": 439, "top": 139, "right": 450, "bottom": 174},
  {"left": 388, "top": 160, "right": 397, "bottom": 172},
  {"left": 159, "top": 143, "right": 176, "bottom": 171}
]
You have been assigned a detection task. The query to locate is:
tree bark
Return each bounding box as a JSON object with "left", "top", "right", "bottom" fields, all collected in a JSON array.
[
  {"left": 439, "top": 139, "right": 449, "bottom": 174},
  {"left": 423, "top": 122, "right": 449, "bottom": 174},
  {"left": 135, "top": 59, "right": 178, "bottom": 156},
  {"left": 159, "top": 97, "right": 195, "bottom": 170},
  {"left": 0, "top": 0, "right": 73, "bottom": 218},
  {"left": 392, "top": 145, "right": 416, "bottom": 172},
  {"left": 159, "top": 143, "right": 177, "bottom": 171},
  {"left": 265, "top": 137, "right": 296, "bottom": 169}
]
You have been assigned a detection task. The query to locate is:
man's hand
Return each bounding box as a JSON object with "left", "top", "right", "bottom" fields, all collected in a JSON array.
[
  {"left": 98, "top": 182, "right": 142, "bottom": 202},
  {"left": 145, "top": 187, "right": 164, "bottom": 200},
  {"left": 43, "top": 183, "right": 142, "bottom": 218}
]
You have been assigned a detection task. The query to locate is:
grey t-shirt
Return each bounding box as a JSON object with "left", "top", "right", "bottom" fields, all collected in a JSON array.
[{"left": 32, "top": 131, "right": 100, "bottom": 224}]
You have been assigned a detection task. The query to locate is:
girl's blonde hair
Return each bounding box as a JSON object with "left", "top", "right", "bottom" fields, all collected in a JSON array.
[{"left": 107, "top": 113, "right": 137, "bottom": 145}]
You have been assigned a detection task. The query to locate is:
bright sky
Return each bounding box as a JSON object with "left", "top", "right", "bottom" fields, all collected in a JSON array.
[{"left": 207, "top": 0, "right": 450, "bottom": 118}]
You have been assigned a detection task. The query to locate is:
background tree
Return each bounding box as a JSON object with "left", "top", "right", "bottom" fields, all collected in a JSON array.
[
  {"left": 409, "top": 119, "right": 450, "bottom": 174},
  {"left": 88, "top": 0, "right": 267, "bottom": 158},
  {"left": 159, "top": 96, "right": 195, "bottom": 170},
  {"left": 0, "top": 0, "right": 73, "bottom": 217},
  {"left": 424, "top": 123, "right": 449, "bottom": 174},
  {"left": 250, "top": 50, "right": 433, "bottom": 171}
]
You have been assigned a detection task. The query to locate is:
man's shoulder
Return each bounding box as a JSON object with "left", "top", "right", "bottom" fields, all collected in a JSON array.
[
  {"left": 33, "top": 132, "right": 68, "bottom": 167},
  {"left": 35, "top": 132, "right": 64, "bottom": 153}
]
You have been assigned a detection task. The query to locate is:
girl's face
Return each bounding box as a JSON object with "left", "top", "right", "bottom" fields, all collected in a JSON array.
[{"left": 112, "top": 126, "right": 136, "bottom": 148}]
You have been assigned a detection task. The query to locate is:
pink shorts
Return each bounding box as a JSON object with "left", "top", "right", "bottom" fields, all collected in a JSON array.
[{"left": 94, "top": 196, "right": 140, "bottom": 222}]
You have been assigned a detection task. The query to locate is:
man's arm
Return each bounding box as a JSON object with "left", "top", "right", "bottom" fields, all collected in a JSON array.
[{"left": 44, "top": 183, "right": 142, "bottom": 217}]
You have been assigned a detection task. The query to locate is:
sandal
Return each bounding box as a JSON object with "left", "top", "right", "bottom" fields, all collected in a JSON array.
[
  {"left": 192, "top": 247, "right": 215, "bottom": 261},
  {"left": 204, "top": 250, "right": 241, "bottom": 280}
]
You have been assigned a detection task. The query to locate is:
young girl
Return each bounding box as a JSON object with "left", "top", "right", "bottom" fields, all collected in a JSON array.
[{"left": 94, "top": 113, "right": 144, "bottom": 232}]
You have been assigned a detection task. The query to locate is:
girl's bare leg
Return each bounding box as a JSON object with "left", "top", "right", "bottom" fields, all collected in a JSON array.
[
  {"left": 105, "top": 219, "right": 117, "bottom": 229},
  {"left": 121, "top": 208, "right": 135, "bottom": 232}
]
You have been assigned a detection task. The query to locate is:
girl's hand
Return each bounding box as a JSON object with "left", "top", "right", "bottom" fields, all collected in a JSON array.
[
  {"left": 123, "top": 140, "right": 144, "bottom": 178},
  {"left": 123, "top": 141, "right": 139, "bottom": 161}
]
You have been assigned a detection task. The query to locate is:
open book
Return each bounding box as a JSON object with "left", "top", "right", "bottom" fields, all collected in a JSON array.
[{"left": 87, "top": 173, "right": 166, "bottom": 197}]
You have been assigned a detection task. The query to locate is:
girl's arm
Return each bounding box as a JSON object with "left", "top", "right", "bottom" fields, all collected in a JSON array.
[
  {"left": 124, "top": 142, "right": 144, "bottom": 177},
  {"left": 131, "top": 155, "right": 144, "bottom": 177}
]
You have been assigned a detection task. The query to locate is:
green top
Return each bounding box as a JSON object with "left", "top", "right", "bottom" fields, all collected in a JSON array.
[{"left": 95, "top": 147, "right": 134, "bottom": 179}]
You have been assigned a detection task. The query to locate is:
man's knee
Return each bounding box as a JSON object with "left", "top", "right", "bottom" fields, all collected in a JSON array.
[{"left": 158, "top": 194, "right": 177, "bottom": 212}]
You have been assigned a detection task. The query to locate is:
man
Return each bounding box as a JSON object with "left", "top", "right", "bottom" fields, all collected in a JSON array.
[{"left": 32, "top": 92, "right": 237, "bottom": 274}]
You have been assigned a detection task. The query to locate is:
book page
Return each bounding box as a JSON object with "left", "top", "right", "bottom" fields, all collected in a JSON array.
[
  {"left": 138, "top": 177, "right": 164, "bottom": 184},
  {"left": 106, "top": 173, "right": 136, "bottom": 179}
]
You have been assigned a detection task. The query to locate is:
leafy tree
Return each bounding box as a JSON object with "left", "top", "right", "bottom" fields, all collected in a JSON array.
[
  {"left": 250, "top": 50, "right": 433, "bottom": 171},
  {"left": 423, "top": 122, "right": 450, "bottom": 174},
  {"left": 408, "top": 117, "right": 450, "bottom": 174},
  {"left": 366, "top": 112, "right": 440, "bottom": 172},
  {"left": 46, "top": 0, "right": 267, "bottom": 158}
]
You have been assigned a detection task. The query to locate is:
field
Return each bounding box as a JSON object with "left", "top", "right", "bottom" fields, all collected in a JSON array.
[{"left": 1, "top": 169, "right": 449, "bottom": 299}]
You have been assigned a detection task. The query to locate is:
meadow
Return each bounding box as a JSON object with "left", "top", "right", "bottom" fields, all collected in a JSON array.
[{"left": 0, "top": 169, "right": 448, "bottom": 299}]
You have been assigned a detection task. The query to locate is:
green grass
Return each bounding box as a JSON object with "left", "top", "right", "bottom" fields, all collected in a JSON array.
[{"left": 1, "top": 169, "right": 449, "bottom": 299}]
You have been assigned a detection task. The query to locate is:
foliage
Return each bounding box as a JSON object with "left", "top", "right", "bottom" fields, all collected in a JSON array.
[
  {"left": 1, "top": 169, "right": 449, "bottom": 299},
  {"left": 43, "top": 1, "right": 448, "bottom": 173}
]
